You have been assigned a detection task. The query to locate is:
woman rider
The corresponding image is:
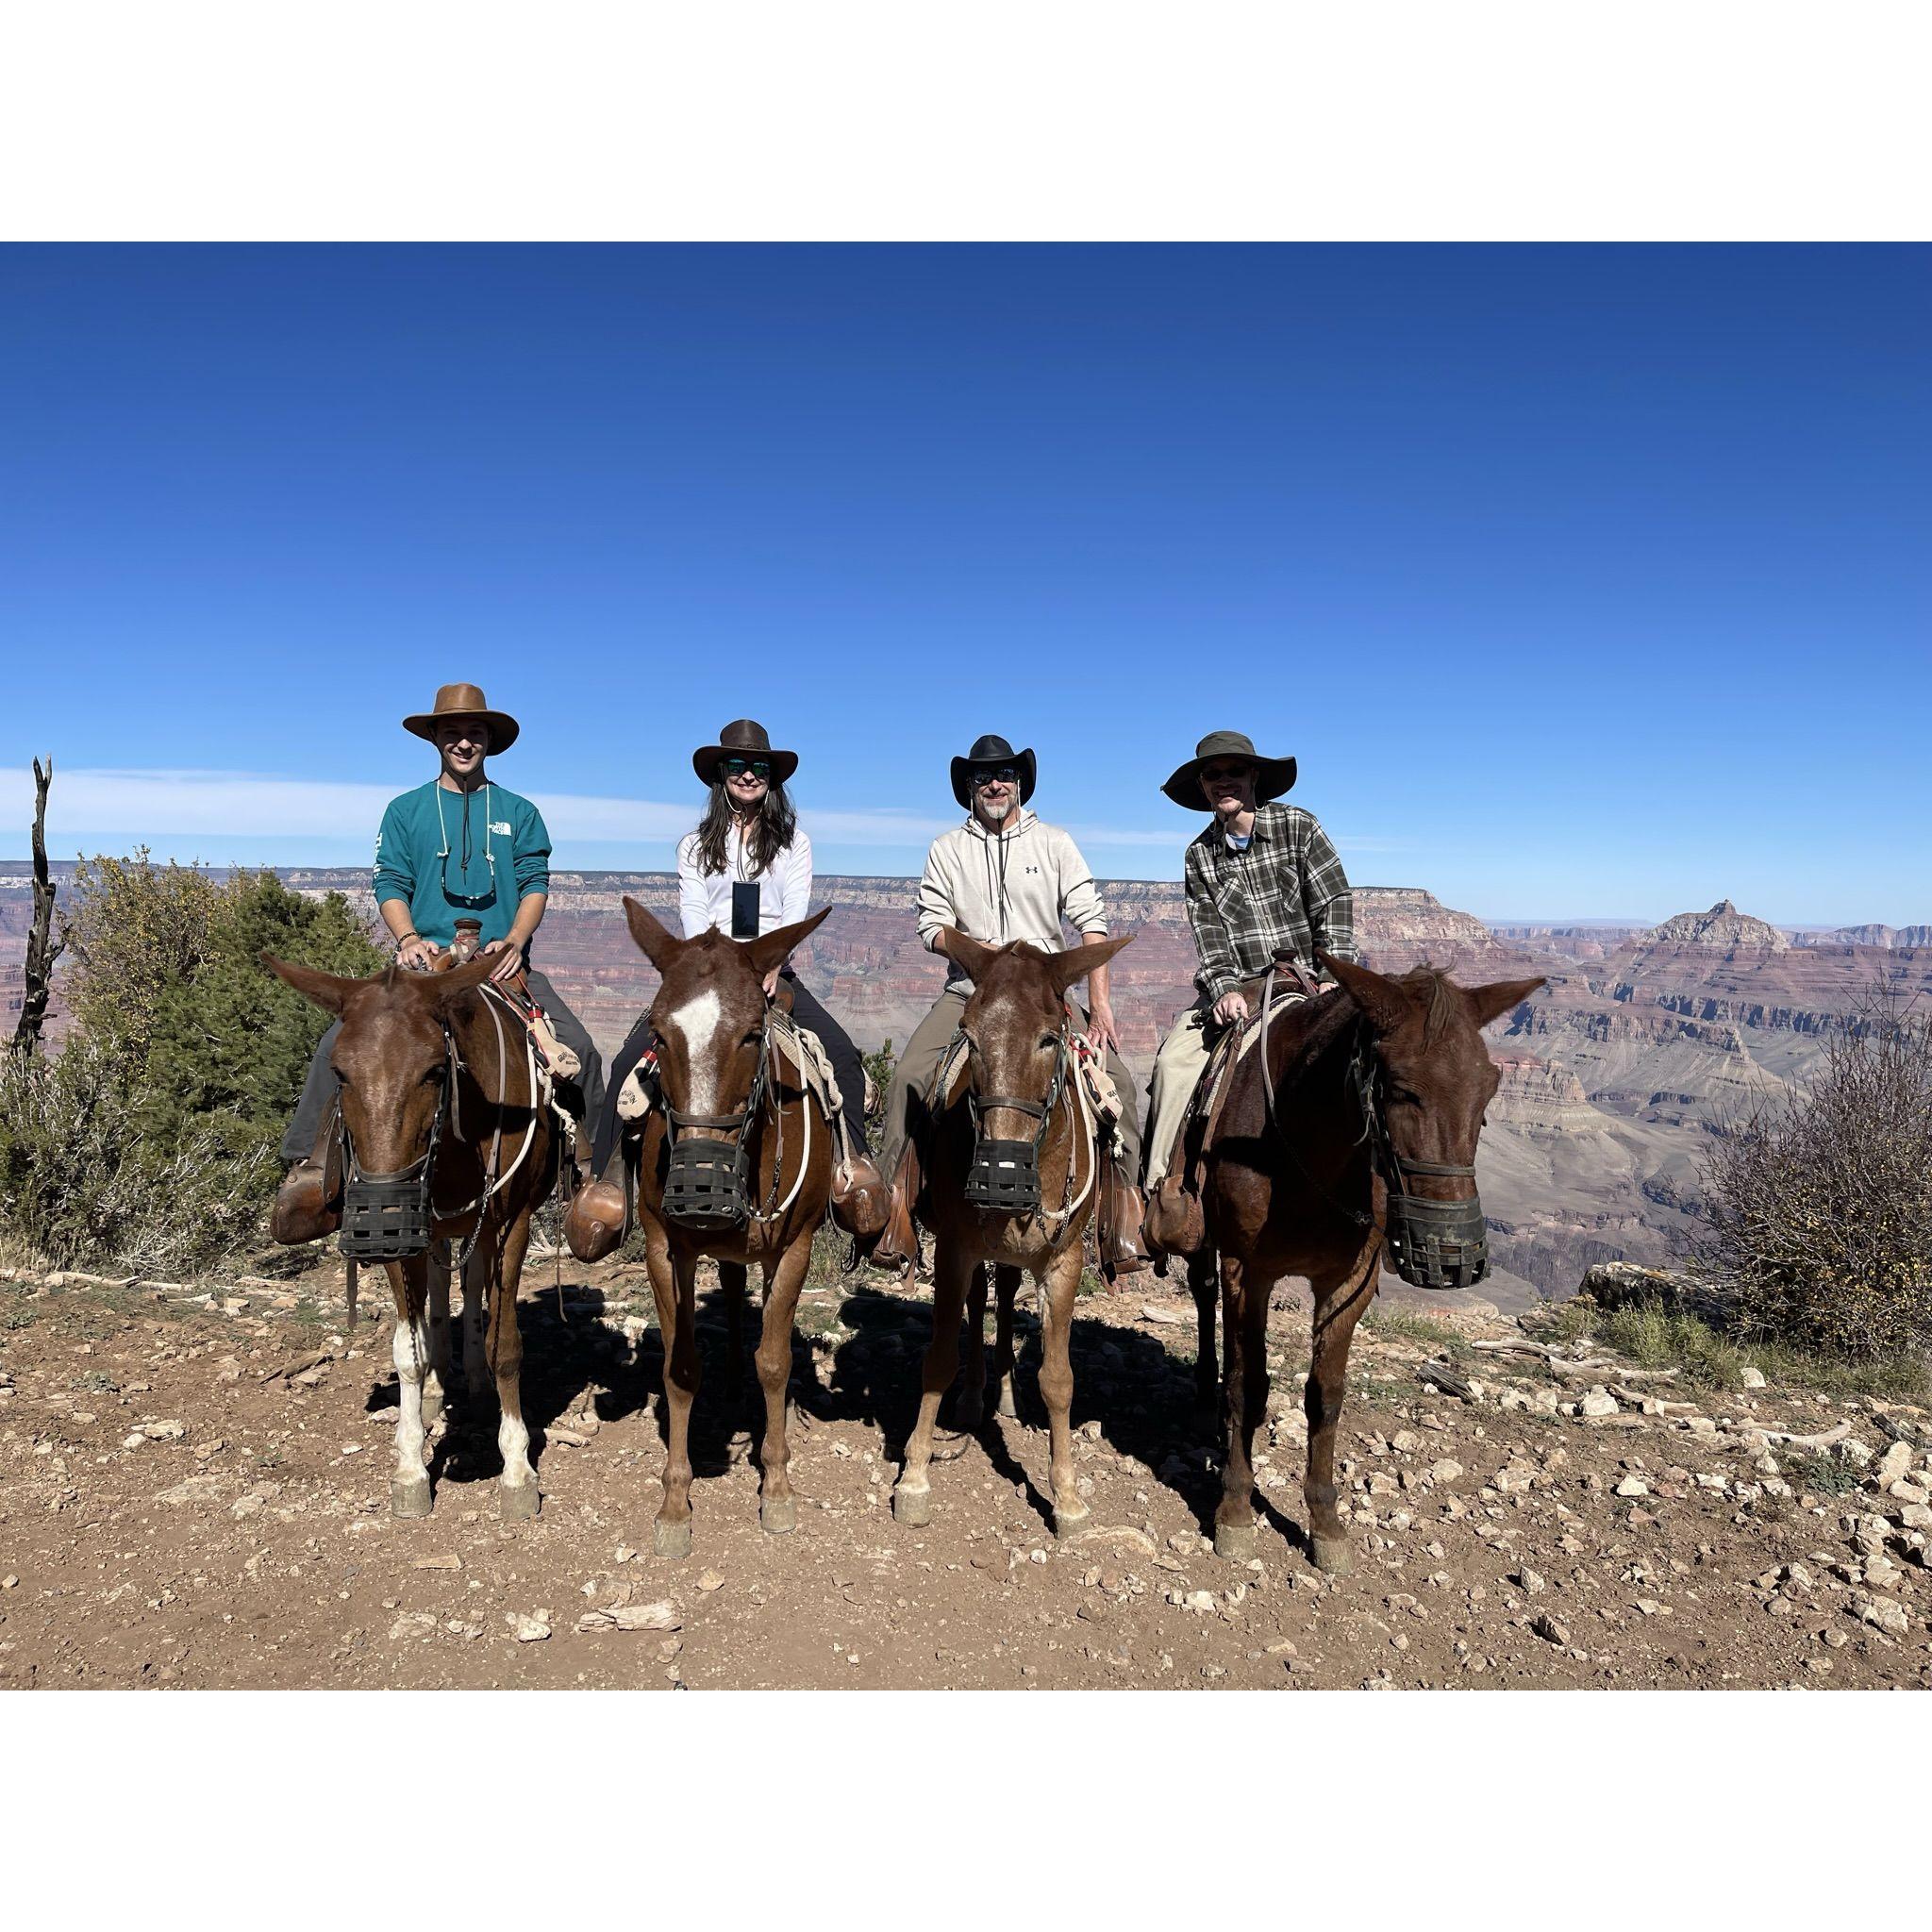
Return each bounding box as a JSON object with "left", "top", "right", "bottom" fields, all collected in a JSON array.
[{"left": 570, "top": 720, "right": 878, "bottom": 1250}]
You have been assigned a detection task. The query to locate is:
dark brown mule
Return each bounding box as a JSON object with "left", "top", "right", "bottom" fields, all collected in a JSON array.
[
  {"left": 619, "top": 897, "right": 835, "bottom": 1558},
  {"left": 263, "top": 952, "right": 562, "bottom": 1521},
  {"left": 1194, "top": 951, "right": 1543, "bottom": 1573},
  {"left": 892, "top": 934, "right": 1132, "bottom": 1538}
]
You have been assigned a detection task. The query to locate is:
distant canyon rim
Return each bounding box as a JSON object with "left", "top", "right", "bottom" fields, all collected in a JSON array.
[{"left": 5, "top": 866, "right": 1927, "bottom": 1317}]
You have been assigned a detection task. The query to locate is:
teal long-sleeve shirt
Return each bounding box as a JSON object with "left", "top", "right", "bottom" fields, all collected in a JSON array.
[{"left": 371, "top": 779, "right": 551, "bottom": 950}]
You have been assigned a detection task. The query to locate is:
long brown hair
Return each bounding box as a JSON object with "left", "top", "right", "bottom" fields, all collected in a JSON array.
[{"left": 691, "top": 777, "right": 798, "bottom": 878}]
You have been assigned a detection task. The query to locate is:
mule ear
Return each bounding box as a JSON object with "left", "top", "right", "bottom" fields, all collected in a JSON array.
[
  {"left": 262, "top": 951, "right": 360, "bottom": 1018},
  {"left": 624, "top": 896, "right": 683, "bottom": 974},
  {"left": 1045, "top": 932, "right": 1133, "bottom": 997},
  {"left": 1464, "top": 974, "right": 1545, "bottom": 1030},
  {"left": 426, "top": 954, "right": 501, "bottom": 1008},
  {"left": 1319, "top": 951, "right": 1414, "bottom": 1035},
  {"left": 746, "top": 905, "right": 832, "bottom": 977},
  {"left": 947, "top": 931, "right": 1002, "bottom": 986}
]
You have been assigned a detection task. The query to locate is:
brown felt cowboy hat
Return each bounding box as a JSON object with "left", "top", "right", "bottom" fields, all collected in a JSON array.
[
  {"left": 950, "top": 733, "right": 1037, "bottom": 810},
  {"left": 1160, "top": 729, "right": 1296, "bottom": 809},
  {"left": 403, "top": 683, "right": 521, "bottom": 753},
  {"left": 692, "top": 719, "right": 799, "bottom": 788}
]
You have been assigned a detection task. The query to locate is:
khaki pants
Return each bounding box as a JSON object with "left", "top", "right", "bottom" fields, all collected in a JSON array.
[
  {"left": 879, "top": 984, "right": 1142, "bottom": 1184},
  {"left": 1144, "top": 1004, "right": 1213, "bottom": 1186}
]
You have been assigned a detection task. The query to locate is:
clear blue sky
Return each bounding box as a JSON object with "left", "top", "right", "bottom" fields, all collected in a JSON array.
[{"left": 2, "top": 244, "right": 1925, "bottom": 925}]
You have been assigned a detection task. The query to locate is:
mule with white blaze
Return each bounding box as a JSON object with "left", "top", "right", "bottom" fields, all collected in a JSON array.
[
  {"left": 262, "top": 951, "right": 565, "bottom": 1521},
  {"left": 619, "top": 897, "right": 837, "bottom": 1558}
]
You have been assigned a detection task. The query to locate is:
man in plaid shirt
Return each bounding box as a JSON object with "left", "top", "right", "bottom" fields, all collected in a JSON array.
[{"left": 1142, "top": 729, "right": 1356, "bottom": 1187}]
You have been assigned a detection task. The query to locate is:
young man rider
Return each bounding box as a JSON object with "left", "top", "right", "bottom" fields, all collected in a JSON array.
[
  {"left": 1141, "top": 729, "right": 1354, "bottom": 1197},
  {"left": 272, "top": 683, "right": 603, "bottom": 1241},
  {"left": 873, "top": 733, "right": 1146, "bottom": 1272}
]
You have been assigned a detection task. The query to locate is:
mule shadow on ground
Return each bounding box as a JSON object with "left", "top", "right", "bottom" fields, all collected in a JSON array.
[{"left": 351, "top": 1265, "right": 1309, "bottom": 1553}]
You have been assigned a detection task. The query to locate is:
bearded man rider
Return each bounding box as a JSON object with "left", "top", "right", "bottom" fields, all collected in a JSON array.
[
  {"left": 1141, "top": 730, "right": 1355, "bottom": 1198},
  {"left": 873, "top": 733, "right": 1147, "bottom": 1273},
  {"left": 272, "top": 683, "right": 603, "bottom": 1241}
]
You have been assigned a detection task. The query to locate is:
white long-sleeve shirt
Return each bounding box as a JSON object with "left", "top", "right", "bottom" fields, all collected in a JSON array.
[{"left": 677, "top": 824, "right": 813, "bottom": 939}]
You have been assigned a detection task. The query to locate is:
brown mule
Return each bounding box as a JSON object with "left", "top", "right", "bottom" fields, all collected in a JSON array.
[
  {"left": 618, "top": 897, "right": 836, "bottom": 1557},
  {"left": 262, "top": 951, "right": 562, "bottom": 1523},
  {"left": 1194, "top": 951, "right": 1544, "bottom": 1573},
  {"left": 892, "top": 933, "right": 1133, "bottom": 1539}
]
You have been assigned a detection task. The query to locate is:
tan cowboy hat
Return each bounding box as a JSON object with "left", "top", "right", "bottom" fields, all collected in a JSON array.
[
  {"left": 403, "top": 683, "right": 521, "bottom": 753},
  {"left": 1161, "top": 729, "right": 1296, "bottom": 808},
  {"left": 692, "top": 718, "right": 799, "bottom": 787}
]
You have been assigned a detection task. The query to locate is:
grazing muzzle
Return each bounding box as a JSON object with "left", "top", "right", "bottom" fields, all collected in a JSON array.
[
  {"left": 1382, "top": 1174, "right": 1489, "bottom": 1291},
  {"left": 340, "top": 1158, "right": 437, "bottom": 1260},
  {"left": 963, "top": 1034, "right": 1068, "bottom": 1218},
  {"left": 661, "top": 1133, "right": 753, "bottom": 1230}
]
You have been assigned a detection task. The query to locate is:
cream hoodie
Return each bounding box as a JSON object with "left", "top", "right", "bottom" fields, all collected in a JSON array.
[{"left": 915, "top": 808, "right": 1108, "bottom": 988}]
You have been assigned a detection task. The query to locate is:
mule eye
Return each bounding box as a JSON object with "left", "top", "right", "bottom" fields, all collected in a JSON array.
[
  {"left": 742, "top": 1029, "right": 762, "bottom": 1047},
  {"left": 1040, "top": 1034, "right": 1058, "bottom": 1051}
]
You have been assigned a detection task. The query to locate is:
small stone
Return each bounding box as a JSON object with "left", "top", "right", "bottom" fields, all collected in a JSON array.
[
  {"left": 696, "top": 1569, "right": 725, "bottom": 1592},
  {"left": 1738, "top": 1365, "right": 1766, "bottom": 1391},
  {"left": 1531, "top": 1613, "right": 1572, "bottom": 1647},
  {"left": 1579, "top": 1390, "right": 1620, "bottom": 1419},
  {"left": 1429, "top": 1459, "right": 1463, "bottom": 1484},
  {"left": 412, "top": 1554, "right": 461, "bottom": 1571},
  {"left": 1615, "top": 1475, "right": 1650, "bottom": 1498},
  {"left": 122, "top": 1433, "right": 146, "bottom": 1452},
  {"left": 508, "top": 1613, "right": 551, "bottom": 1642},
  {"left": 1872, "top": 1441, "right": 1912, "bottom": 1487},
  {"left": 140, "top": 1420, "right": 185, "bottom": 1440},
  {"left": 1836, "top": 1438, "right": 1874, "bottom": 1470},
  {"left": 1514, "top": 1568, "right": 1547, "bottom": 1596},
  {"left": 1, "top": 1575, "right": 17, "bottom": 1590},
  {"left": 1857, "top": 1594, "right": 1909, "bottom": 1637}
]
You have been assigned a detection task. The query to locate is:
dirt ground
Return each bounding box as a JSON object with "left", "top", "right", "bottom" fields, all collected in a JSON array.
[{"left": 3, "top": 1245, "right": 1929, "bottom": 1690}]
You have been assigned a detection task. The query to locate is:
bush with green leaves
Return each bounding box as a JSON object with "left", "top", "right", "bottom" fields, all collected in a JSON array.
[
  {"left": 1692, "top": 994, "right": 1932, "bottom": 1360},
  {"left": 0, "top": 855, "right": 382, "bottom": 1271}
]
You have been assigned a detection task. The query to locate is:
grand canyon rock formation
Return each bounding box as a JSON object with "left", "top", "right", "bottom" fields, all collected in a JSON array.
[{"left": 5, "top": 862, "right": 1926, "bottom": 1315}]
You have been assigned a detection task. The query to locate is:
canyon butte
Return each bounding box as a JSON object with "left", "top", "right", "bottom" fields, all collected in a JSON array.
[{"left": 6, "top": 869, "right": 1927, "bottom": 1315}]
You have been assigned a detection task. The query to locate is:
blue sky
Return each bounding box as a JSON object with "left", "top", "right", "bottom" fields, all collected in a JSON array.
[{"left": 2, "top": 244, "right": 1926, "bottom": 924}]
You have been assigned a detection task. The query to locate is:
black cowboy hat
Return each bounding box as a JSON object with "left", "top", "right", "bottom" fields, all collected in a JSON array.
[
  {"left": 950, "top": 733, "right": 1037, "bottom": 811},
  {"left": 1160, "top": 729, "right": 1296, "bottom": 809},
  {"left": 692, "top": 719, "right": 799, "bottom": 788},
  {"left": 404, "top": 682, "right": 521, "bottom": 753}
]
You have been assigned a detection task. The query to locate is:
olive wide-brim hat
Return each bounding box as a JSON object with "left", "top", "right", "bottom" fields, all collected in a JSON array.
[
  {"left": 950, "top": 733, "right": 1037, "bottom": 810},
  {"left": 692, "top": 718, "right": 799, "bottom": 787},
  {"left": 1161, "top": 730, "right": 1296, "bottom": 809},
  {"left": 404, "top": 682, "right": 521, "bottom": 752}
]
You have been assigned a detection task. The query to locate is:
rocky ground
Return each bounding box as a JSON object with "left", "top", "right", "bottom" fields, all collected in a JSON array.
[{"left": 2, "top": 1246, "right": 1929, "bottom": 1691}]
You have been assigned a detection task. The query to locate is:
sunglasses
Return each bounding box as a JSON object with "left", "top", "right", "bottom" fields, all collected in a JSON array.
[
  {"left": 969, "top": 765, "right": 1019, "bottom": 789},
  {"left": 1200, "top": 763, "right": 1255, "bottom": 783},
  {"left": 722, "top": 758, "right": 772, "bottom": 780}
]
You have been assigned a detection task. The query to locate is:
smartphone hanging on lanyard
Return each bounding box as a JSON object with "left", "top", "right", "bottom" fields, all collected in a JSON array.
[{"left": 731, "top": 880, "right": 760, "bottom": 940}]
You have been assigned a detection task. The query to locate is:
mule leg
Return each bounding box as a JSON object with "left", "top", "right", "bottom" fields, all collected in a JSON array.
[
  {"left": 954, "top": 1261, "right": 988, "bottom": 1430},
  {"left": 422, "top": 1242, "right": 452, "bottom": 1431},
  {"left": 1213, "top": 1255, "right": 1274, "bottom": 1560},
  {"left": 649, "top": 1233, "right": 701, "bottom": 1558},
  {"left": 1189, "top": 1247, "right": 1219, "bottom": 1418},
  {"left": 754, "top": 1235, "right": 812, "bottom": 1534},
  {"left": 1036, "top": 1242, "right": 1089, "bottom": 1538},
  {"left": 1303, "top": 1246, "right": 1379, "bottom": 1574},
  {"left": 720, "top": 1260, "right": 748, "bottom": 1408},
  {"left": 489, "top": 1216, "right": 540, "bottom": 1521},
  {"left": 460, "top": 1238, "right": 491, "bottom": 1403},
  {"left": 388, "top": 1257, "right": 434, "bottom": 1518},
  {"left": 991, "top": 1263, "right": 1021, "bottom": 1420},
  {"left": 893, "top": 1241, "right": 973, "bottom": 1526}
]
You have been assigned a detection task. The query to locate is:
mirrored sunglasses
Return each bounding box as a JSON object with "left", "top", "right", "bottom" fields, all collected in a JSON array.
[
  {"left": 969, "top": 765, "right": 1019, "bottom": 788},
  {"left": 723, "top": 758, "right": 772, "bottom": 780}
]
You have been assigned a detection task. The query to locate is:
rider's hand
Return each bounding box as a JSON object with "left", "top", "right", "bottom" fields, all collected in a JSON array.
[
  {"left": 481, "top": 938, "right": 523, "bottom": 984},
  {"left": 762, "top": 967, "right": 780, "bottom": 999},
  {"left": 1212, "top": 990, "right": 1251, "bottom": 1028},
  {"left": 1085, "top": 1000, "right": 1123, "bottom": 1057},
  {"left": 396, "top": 935, "right": 440, "bottom": 973}
]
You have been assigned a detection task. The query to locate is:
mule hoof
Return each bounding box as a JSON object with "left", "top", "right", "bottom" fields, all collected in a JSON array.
[
  {"left": 391, "top": 1476, "right": 433, "bottom": 1520},
  {"left": 499, "top": 1481, "right": 540, "bottom": 1523},
  {"left": 1053, "top": 1506, "right": 1091, "bottom": 1541},
  {"left": 653, "top": 1518, "right": 693, "bottom": 1560},
  {"left": 1214, "top": 1522, "right": 1257, "bottom": 1562},
  {"left": 893, "top": 1484, "right": 932, "bottom": 1527},
  {"left": 761, "top": 1494, "right": 797, "bottom": 1536},
  {"left": 997, "top": 1387, "right": 1019, "bottom": 1421},
  {"left": 1310, "top": 1533, "right": 1355, "bottom": 1575}
]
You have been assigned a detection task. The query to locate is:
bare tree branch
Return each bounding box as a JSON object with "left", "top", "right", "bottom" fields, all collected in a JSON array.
[{"left": 11, "top": 756, "right": 62, "bottom": 1055}]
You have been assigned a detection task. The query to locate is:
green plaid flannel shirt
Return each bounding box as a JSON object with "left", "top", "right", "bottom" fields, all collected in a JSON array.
[{"left": 1182, "top": 802, "right": 1356, "bottom": 1004}]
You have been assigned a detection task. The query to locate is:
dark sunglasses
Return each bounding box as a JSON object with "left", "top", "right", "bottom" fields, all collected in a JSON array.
[
  {"left": 969, "top": 765, "right": 1019, "bottom": 788},
  {"left": 1200, "top": 762, "right": 1255, "bottom": 783},
  {"left": 722, "top": 758, "right": 772, "bottom": 780}
]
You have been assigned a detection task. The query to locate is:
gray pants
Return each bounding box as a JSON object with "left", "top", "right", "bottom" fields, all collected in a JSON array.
[
  {"left": 878, "top": 983, "right": 1142, "bottom": 1184},
  {"left": 280, "top": 968, "right": 603, "bottom": 1163}
]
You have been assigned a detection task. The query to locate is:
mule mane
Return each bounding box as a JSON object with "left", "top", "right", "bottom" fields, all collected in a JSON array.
[{"left": 1393, "top": 966, "right": 1460, "bottom": 1051}]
